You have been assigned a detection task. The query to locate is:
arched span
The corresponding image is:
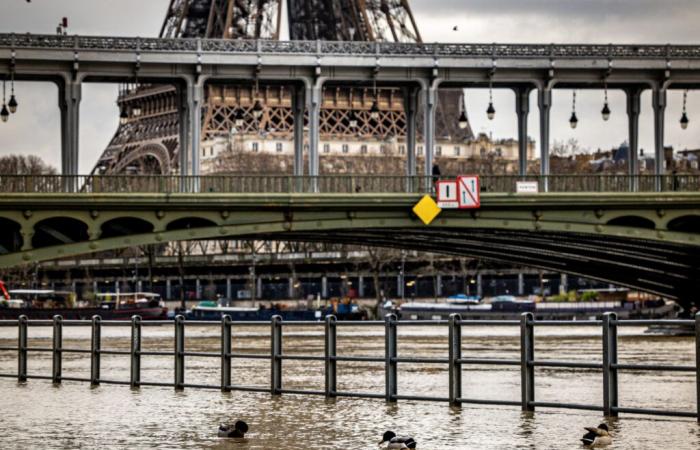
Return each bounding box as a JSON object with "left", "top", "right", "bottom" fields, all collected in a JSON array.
[
  {"left": 0, "top": 218, "right": 23, "bottom": 254},
  {"left": 166, "top": 217, "right": 218, "bottom": 231},
  {"left": 101, "top": 217, "right": 155, "bottom": 239},
  {"left": 32, "top": 217, "right": 89, "bottom": 249},
  {"left": 606, "top": 215, "right": 656, "bottom": 230},
  {"left": 112, "top": 143, "right": 172, "bottom": 175},
  {"left": 667, "top": 215, "right": 700, "bottom": 234}
]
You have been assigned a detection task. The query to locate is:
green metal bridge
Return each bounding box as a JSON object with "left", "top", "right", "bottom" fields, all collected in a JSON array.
[{"left": 0, "top": 174, "right": 698, "bottom": 306}]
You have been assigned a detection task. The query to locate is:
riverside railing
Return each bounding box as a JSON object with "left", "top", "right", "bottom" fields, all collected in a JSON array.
[
  {"left": 0, "top": 313, "right": 698, "bottom": 421},
  {"left": 1, "top": 174, "right": 699, "bottom": 194}
]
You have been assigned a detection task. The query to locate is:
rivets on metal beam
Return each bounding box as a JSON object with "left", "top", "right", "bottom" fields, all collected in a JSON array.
[
  {"left": 89, "top": 242, "right": 98, "bottom": 250},
  {"left": 156, "top": 210, "right": 165, "bottom": 219},
  {"left": 656, "top": 209, "right": 666, "bottom": 218},
  {"left": 90, "top": 210, "right": 99, "bottom": 219},
  {"left": 471, "top": 211, "right": 480, "bottom": 219},
  {"left": 594, "top": 209, "right": 605, "bottom": 219},
  {"left": 220, "top": 210, "right": 230, "bottom": 220},
  {"left": 23, "top": 210, "right": 32, "bottom": 219},
  {"left": 657, "top": 230, "right": 666, "bottom": 239},
  {"left": 155, "top": 234, "right": 163, "bottom": 242},
  {"left": 347, "top": 211, "right": 356, "bottom": 220},
  {"left": 595, "top": 224, "right": 604, "bottom": 233},
  {"left": 219, "top": 227, "right": 228, "bottom": 235},
  {"left": 533, "top": 210, "right": 542, "bottom": 220}
]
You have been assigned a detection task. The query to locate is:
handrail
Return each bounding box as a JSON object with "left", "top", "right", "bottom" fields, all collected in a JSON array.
[
  {"left": 0, "top": 312, "right": 698, "bottom": 421},
  {"left": 0, "top": 174, "right": 698, "bottom": 194},
  {"left": 2, "top": 34, "right": 700, "bottom": 60}
]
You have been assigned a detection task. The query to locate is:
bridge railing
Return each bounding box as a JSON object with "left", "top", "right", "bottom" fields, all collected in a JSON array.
[
  {"left": 0, "top": 174, "right": 699, "bottom": 194},
  {"left": 0, "top": 313, "right": 698, "bottom": 420}
]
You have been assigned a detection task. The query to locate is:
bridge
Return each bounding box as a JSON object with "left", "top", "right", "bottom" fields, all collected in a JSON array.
[
  {"left": 0, "top": 174, "right": 698, "bottom": 306},
  {"left": 3, "top": 34, "right": 700, "bottom": 191}
]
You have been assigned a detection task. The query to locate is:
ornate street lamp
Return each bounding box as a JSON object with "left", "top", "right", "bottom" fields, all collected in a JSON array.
[
  {"left": 601, "top": 81, "right": 611, "bottom": 121},
  {"left": 234, "top": 108, "right": 245, "bottom": 127},
  {"left": 8, "top": 71, "right": 17, "bottom": 114},
  {"left": 486, "top": 72, "right": 495, "bottom": 120},
  {"left": 458, "top": 93, "right": 469, "bottom": 129},
  {"left": 131, "top": 102, "right": 142, "bottom": 117},
  {"left": 680, "top": 89, "right": 690, "bottom": 130},
  {"left": 569, "top": 91, "right": 578, "bottom": 129},
  {"left": 119, "top": 104, "right": 128, "bottom": 125},
  {"left": 252, "top": 99, "right": 264, "bottom": 119},
  {"left": 1, "top": 80, "right": 9, "bottom": 123},
  {"left": 369, "top": 99, "right": 380, "bottom": 120}
]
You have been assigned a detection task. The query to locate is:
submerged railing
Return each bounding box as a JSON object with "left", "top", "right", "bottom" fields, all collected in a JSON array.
[
  {"left": 0, "top": 174, "right": 699, "bottom": 194},
  {"left": 0, "top": 313, "right": 698, "bottom": 421}
]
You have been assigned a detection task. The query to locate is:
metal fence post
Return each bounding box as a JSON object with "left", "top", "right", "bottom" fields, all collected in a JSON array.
[
  {"left": 602, "top": 312, "right": 619, "bottom": 417},
  {"left": 90, "top": 315, "right": 101, "bottom": 386},
  {"left": 18, "top": 315, "right": 28, "bottom": 382},
  {"left": 130, "top": 315, "right": 141, "bottom": 388},
  {"left": 221, "top": 315, "right": 232, "bottom": 392},
  {"left": 520, "top": 312, "right": 535, "bottom": 411},
  {"left": 174, "top": 315, "right": 185, "bottom": 390},
  {"left": 52, "top": 315, "right": 63, "bottom": 384},
  {"left": 695, "top": 312, "right": 700, "bottom": 423},
  {"left": 449, "top": 313, "right": 462, "bottom": 406},
  {"left": 271, "top": 315, "right": 282, "bottom": 395},
  {"left": 385, "top": 313, "right": 398, "bottom": 402},
  {"left": 325, "top": 315, "right": 337, "bottom": 398}
]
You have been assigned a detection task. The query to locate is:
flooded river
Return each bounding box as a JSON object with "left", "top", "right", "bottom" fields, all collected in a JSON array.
[{"left": 0, "top": 324, "right": 697, "bottom": 449}]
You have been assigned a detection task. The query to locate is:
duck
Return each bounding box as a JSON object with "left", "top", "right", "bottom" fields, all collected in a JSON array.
[
  {"left": 218, "top": 420, "right": 249, "bottom": 438},
  {"left": 581, "top": 423, "right": 612, "bottom": 447},
  {"left": 379, "top": 431, "right": 417, "bottom": 449}
]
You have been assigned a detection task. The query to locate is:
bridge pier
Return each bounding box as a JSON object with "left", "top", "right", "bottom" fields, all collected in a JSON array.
[
  {"left": 537, "top": 88, "right": 552, "bottom": 192},
  {"left": 515, "top": 87, "right": 531, "bottom": 177},
  {"left": 653, "top": 88, "right": 667, "bottom": 192},
  {"left": 626, "top": 88, "right": 642, "bottom": 192},
  {"left": 59, "top": 80, "right": 81, "bottom": 193}
]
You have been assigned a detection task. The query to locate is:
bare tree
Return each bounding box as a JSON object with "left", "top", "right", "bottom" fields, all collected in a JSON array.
[{"left": 0, "top": 154, "right": 57, "bottom": 175}]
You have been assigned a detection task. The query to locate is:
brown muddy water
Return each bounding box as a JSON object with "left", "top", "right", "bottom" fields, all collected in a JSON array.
[{"left": 0, "top": 324, "right": 697, "bottom": 449}]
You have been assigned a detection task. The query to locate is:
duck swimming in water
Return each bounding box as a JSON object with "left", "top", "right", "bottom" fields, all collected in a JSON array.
[
  {"left": 581, "top": 423, "right": 612, "bottom": 447},
  {"left": 379, "top": 431, "right": 417, "bottom": 449},
  {"left": 218, "top": 420, "right": 249, "bottom": 438}
]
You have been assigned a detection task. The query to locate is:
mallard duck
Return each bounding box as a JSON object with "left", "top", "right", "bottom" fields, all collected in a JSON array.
[
  {"left": 581, "top": 423, "right": 612, "bottom": 447},
  {"left": 379, "top": 431, "right": 417, "bottom": 449},
  {"left": 218, "top": 420, "right": 249, "bottom": 438}
]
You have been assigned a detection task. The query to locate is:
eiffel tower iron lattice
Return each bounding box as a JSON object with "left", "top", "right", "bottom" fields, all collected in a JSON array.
[{"left": 92, "top": 0, "right": 472, "bottom": 177}]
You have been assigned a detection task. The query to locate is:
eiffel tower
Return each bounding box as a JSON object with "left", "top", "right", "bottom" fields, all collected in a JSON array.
[{"left": 93, "top": 0, "right": 473, "bottom": 176}]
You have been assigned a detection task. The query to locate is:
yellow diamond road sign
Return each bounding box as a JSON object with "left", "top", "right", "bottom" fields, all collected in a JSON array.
[{"left": 413, "top": 195, "right": 442, "bottom": 225}]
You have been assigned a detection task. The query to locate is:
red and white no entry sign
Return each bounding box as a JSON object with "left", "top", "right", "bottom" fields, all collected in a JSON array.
[{"left": 457, "top": 175, "right": 480, "bottom": 209}]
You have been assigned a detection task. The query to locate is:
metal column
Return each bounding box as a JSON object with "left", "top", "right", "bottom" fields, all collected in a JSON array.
[
  {"left": 324, "top": 315, "right": 337, "bottom": 398},
  {"left": 308, "top": 83, "right": 322, "bottom": 192},
  {"left": 448, "top": 314, "right": 462, "bottom": 406},
  {"left": 18, "top": 315, "right": 27, "bottom": 382},
  {"left": 190, "top": 81, "right": 204, "bottom": 191},
  {"left": 626, "top": 88, "right": 642, "bottom": 191},
  {"left": 404, "top": 87, "right": 419, "bottom": 192},
  {"left": 52, "top": 315, "right": 63, "bottom": 384},
  {"left": 385, "top": 313, "right": 398, "bottom": 402},
  {"left": 538, "top": 88, "right": 552, "bottom": 192},
  {"left": 59, "top": 80, "right": 81, "bottom": 192},
  {"left": 292, "top": 86, "right": 305, "bottom": 180},
  {"left": 221, "top": 315, "right": 232, "bottom": 392},
  {"left": 518, "top": 273, "right": 525, "bottom": 296},
  {"left": 174, "top": 315, "right": 185, "bottom": 390},
  {"left": 515, "top": 87, "right": 531, "bottom": 177},
  {"left": 271, "top": 315, "right": 283, "bottom": 395},
  {"left": 178, "top": 85, "right": 190, "bottom": 192},
  {"left": 90, "top": 315, "right": 101, "bottom": 386},
  {"left": 130, "top": 315, "right": 142, "bottom": 388},
  {"left": 602, "top": 312, "right": 619, "bottom": 417},
  {"left": 423, "top": 85, "right": 437, "bottom": 178},
  {"left": 653, "top": 88, "right": 667, "bottom": 192},
  {"left": 520, "top": 312, "right": 535, "bottom": 411}
]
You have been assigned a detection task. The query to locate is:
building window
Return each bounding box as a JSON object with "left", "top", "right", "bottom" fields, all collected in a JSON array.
[
  {"left": 436, "top": 146, "right": 442, "bottom": 156},
  {"left": 480, "top": 147, "right": 486, "bottom": 157},
  {"left": 496, "top": 147, "right": 503, "bottom": 157},
  {"left": 454, "top": 146, "right": 460, "bottom": 156},
  {"left": 202, "top": 148, "right": 207, "bottom": 157},
  {"left": 210, "top": 148, "right": 215, "bottom": 156},
  {"left": 360, "top": 145, "right": 368, "bottom": 154},
  {"left": 399, "top": 145, "right": 406, "bottom": 155},
  {"left": 342, "top": 144, "right": 349, "bottom": 154},
  {"left": 324, "top": 144, "right": 331, "bottom": 153},
  {"left": 417, "top": 146, "right": 423, "bottom": 155},
  {"left": 380, "top": 145, "right": 387, "bottom": 154},
  {"left": 252, "top": 142, "right": 259, "bottom": 152},
  {"left": 276, "top": 143, "right": 283, "bottom": 153}
]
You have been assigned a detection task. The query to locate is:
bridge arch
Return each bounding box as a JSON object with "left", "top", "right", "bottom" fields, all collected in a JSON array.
[
  {"left": 0, "top": 218, "right": 23, "bottom": 254},
  {"left": 667, "top": 215, "right": 700, "bottom": 234},
  {"left": 166, "top": 217, "right": 218, "bottom": 231},
  {"left": 112, "top": 143, "right": 172, "bottom": 175},
  {"left": 32, "top": 217, "right": 89, "bottom": 249},
  {"left": 606, "top": 215, "right": 656, "bottom": 230},
  {"left": 101, "top": 217, "right": 156, "bottom": 239}
]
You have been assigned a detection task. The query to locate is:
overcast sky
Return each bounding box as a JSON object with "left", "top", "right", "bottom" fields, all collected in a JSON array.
[{"left": 1, "top": 0, "right": 700, "bottom": 172}]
